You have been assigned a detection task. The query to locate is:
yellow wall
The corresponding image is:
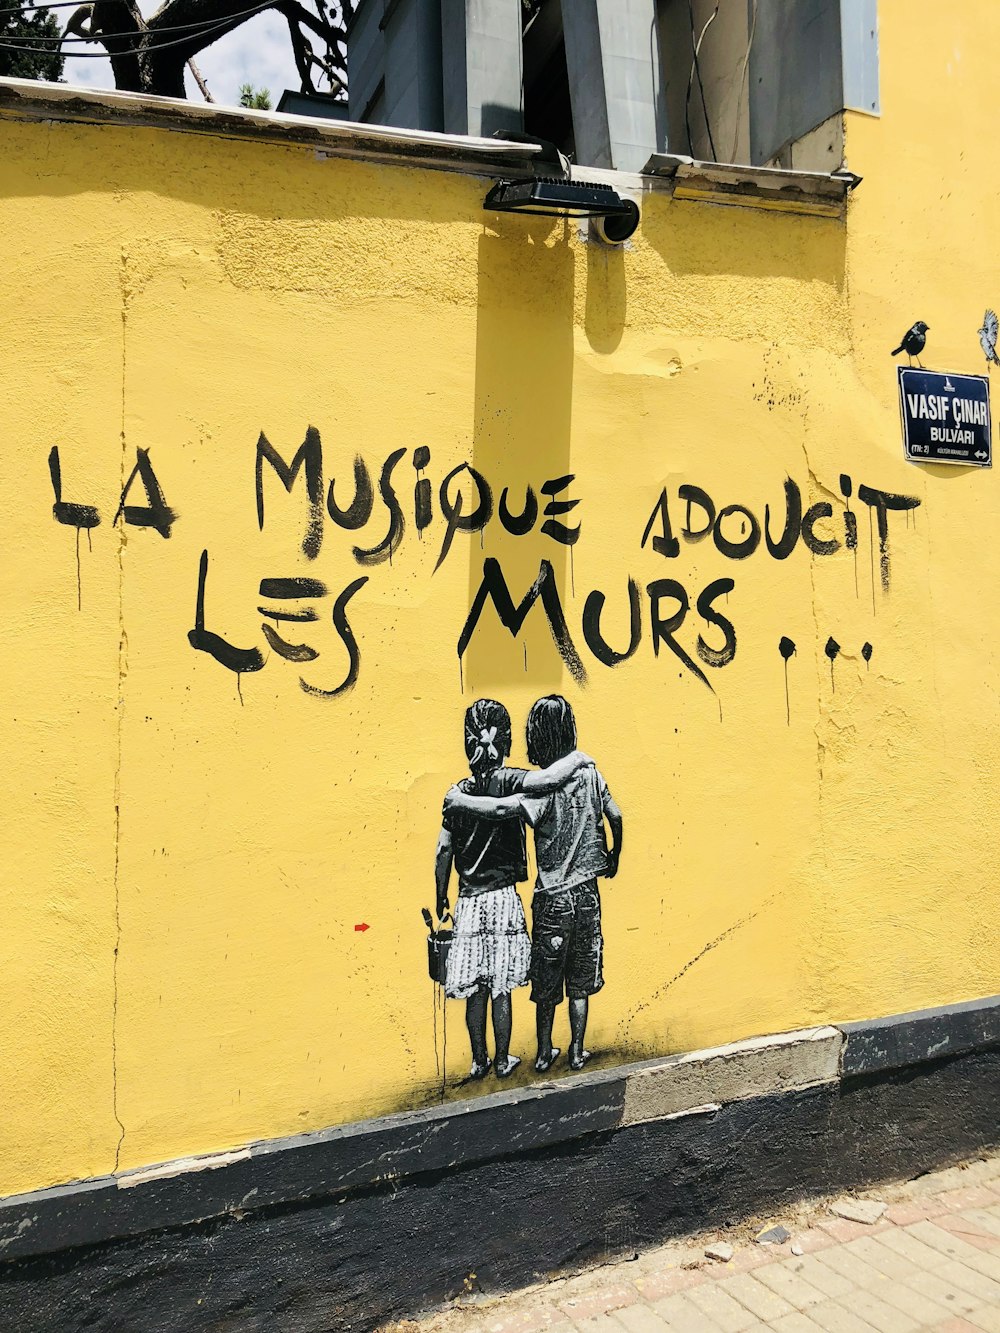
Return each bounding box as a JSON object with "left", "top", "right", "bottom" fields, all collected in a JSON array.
[{"left": 2, "top": 2, "right": 999, "bottom": 1199}]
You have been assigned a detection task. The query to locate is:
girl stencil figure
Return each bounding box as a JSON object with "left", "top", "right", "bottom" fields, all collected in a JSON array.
[
  {"left": 435, "top": 699, "right": 589, "bottom": 1080},
  {"left": 444, "top": 697, "right": 622, "bottom": 1075}
]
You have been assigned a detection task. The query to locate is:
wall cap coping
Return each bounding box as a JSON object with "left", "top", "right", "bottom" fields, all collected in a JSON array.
[
  {"left": 0, "top": 76, "right": 545, "bottom": 178},
  {"left": 0, "top": 77, "right": 858, "bottom": 219}
]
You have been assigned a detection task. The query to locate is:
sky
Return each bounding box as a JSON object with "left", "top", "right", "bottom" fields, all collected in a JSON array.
[{"left": 61, "top": 7, "right": 312, "bottom": 108}]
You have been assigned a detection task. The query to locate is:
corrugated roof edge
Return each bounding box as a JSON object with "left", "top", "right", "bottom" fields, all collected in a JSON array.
[{"left": 0, "top": 76, "right": 545, "bottom": 178}]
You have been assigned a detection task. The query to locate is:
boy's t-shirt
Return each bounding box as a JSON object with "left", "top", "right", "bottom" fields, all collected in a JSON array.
[
  {"left": 443, "top": 767, "right": 529, "bottom": 893},
  {"left": 518, "top": 765, "right": 617, "bottom": 893}
]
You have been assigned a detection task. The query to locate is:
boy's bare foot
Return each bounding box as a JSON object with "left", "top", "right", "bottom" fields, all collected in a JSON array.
[
  {"left": 467, "top": 1057, "right": 492, "bottom": 1081},
  {"left": 494, "top": 1055, "right": 521, "bottom": 1078},
  {"left": 569, "top": 1048, "right": 591, "bottom": 1071},
  {"left": 534, "top": 1046, "right": 561, "bottom": 1073}
]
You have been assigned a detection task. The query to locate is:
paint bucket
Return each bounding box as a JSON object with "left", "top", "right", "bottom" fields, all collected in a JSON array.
[{"left": 427, "top": 928, "right": 452, "bottom": 985}]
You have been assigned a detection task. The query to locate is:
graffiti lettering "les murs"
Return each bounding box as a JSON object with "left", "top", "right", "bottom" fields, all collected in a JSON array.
[{"left": 48, "top": 430, "right": 921, "bottom": 697}]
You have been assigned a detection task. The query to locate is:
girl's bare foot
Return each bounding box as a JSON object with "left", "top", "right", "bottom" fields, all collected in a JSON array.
[
  {"left": 467, "top": 1057, "right": 492, "bottom": 1081},
  {"left": 569, "top": 1048, "right": 591, "bottom": 1071},
  {"left": 534, "top": 1046, "right": 561, "bottom": 1073},
  {"left": 495, "top": 1055, "right": 521, "bottom": 1078}
]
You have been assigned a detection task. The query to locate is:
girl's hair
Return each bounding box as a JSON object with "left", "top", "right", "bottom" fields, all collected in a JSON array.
[
  {"left": 464, "top": 698, "right": 512, "bottom": 779},
  {"left": 526, "top": 695, "right": 577, "bottom": 769}
]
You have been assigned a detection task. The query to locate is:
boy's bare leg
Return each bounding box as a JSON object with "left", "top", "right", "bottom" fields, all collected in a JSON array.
[
  {"left": 466, "top": 990, "right": 490, "bottom": 1076},
  {"left": 568, "top": 997, "right": 591, "bottom": 1070},
  {"left": 534, "top": 1001, "right": 561, "bottom": 1072},
  {"left": 492, "top": 993, "right": 520, "bottom": 1077}
]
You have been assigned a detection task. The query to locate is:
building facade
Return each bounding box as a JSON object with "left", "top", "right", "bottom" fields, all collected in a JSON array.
[{"left": 1, "top": 2, "right": 999, "bottom": 1326}]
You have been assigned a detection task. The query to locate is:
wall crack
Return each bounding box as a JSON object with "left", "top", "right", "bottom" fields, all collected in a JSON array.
[{"left": 112, "top": 246, "right": 130, "bottom": 1171}]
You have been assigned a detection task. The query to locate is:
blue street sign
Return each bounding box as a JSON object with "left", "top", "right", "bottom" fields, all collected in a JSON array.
[{"left": 898, "top": 367, "right": 991, "bottom": 467}]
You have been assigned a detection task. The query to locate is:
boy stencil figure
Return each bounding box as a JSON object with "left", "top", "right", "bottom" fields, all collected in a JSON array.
[
  {"left": 435, "top": 699, "right": 591, "bottom": 1080},
  {"left": 445, "top": 696, "right": 622, "bottom": 1074}
]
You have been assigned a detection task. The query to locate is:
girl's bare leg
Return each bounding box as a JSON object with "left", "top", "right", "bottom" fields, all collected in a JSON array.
[
  {"left": 466, "top": 990, "right": 490, "bottom": 1075},
  {"left": 491, "top": 992, "right": 511, "bottom": 1065},
  {"left": 492, "top": 993, "right": 520, "bottom": 1076}
]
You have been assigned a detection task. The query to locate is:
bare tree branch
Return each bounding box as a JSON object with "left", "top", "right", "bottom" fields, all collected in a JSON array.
[
  {"left": 187, "top": 55, "right": 213, "bottom": 99},
  {"left": 67, "top": 0, "right": 352, "bottom": 100}
]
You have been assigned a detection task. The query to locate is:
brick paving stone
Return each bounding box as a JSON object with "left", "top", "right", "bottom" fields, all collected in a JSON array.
[
  {"left": 928, "top": 1320, "right": 987, "bottom": 1333},
  {"left": 965, "top": 1305, "right": 1000, "bottom": 1332},
  {"left": 910, "top": 1223, "right": 1000, "bottom": 1282},
  {"left": 839, "top": 1234, "right": 925, "bottom": 1283},
  {"left": 872, "top": 1277, "right": 954, "bottom": 1325},
  {"left": 634, "top": 1267, "right": 706, "bottom": 1302},
  {"left": 685, "top": 1279, "right": 762, "bottom": 1332},
  {"left": 907, "top": 1221, "right": 997, "bottom": 1263},
  {"left": 875, "top": 1225, "right": 950, "bottom": 1268},
  {"left": 809, "top": 1245, "right": 884, "bottom": 1290},
  {"left": 907, "top": 1269, "right": 982, "bottom": 1317},
  {"left": 570, "top": 1316, "right": 631, "bottom": 1333},
  {"left": 836, "top": 1286, "right": 920, "bottom": 1333},
  {"left": 781, "top": 1256, "right": 854, "bottom": 1301},
  {"left": 935, "top": 1257, "right": 1000, "bottom": 1305},
  {"left": 715, "top": 1273, "right": 796, "bottom": 1323},
  {"left": 478, "top": 1306, "right": 564, "bottom": 1333},
  {"left": 786, "top": 1230, "right": 836, "bottom": 1257},
  {"left": 768, "top": 1315, "right": 824, "bottom": 1333},
  {"left": 885, "top": 1199, "right": 951, "bottom": 1225},
  {"left": 610, "top": 1304, "right": 672, "bottom": 1333},
  {"left": 935, "top": 1217, "right": 1000, "bottom": 1252},
  {"left": 752, "top": 1262, "right": 826, "bottom": 1310},
  {"left": 960, "top": 1208, "right": 1000, "bottom": 1240},
  {"left": 815, "top": 1218, "right": 877, "bottom": 1245},
  {"left": 799, "top": 1300, "right": 879, "bottom": 1333},
  {"left": 557, "top": 1285, "right": 640, "bottom": 1322},
  {"left": 938, "top": 1186, "right": 1000, "bottom": 1212},
  {"left": 721, "top": 1246, "right": 775, "bottom": 1275},
  {"left": 649, "top": 1290, "right": 725, "bottom": 1332}
]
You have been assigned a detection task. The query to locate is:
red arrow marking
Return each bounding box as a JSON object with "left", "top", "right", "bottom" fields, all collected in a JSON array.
[{"left": 354, "top": 922, "right": 370, "bottom": 932}]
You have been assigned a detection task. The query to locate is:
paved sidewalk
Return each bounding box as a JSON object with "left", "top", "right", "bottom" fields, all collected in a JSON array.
[{"left": 388, "top": 1151, "right": 1000, "bottom": 1333}]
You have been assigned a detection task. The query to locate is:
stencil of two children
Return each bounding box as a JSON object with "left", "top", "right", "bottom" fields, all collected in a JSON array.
[{"left": 434, "top": 695, "right": 623, "bottom": 1083}]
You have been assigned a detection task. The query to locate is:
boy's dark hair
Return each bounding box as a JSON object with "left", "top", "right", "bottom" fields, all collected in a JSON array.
[
  {"left": 464, "top": 698, "right": 512, "bottom": 776},
  {"left": 526, "top": 695, "right": 577, "bottom": 769}
]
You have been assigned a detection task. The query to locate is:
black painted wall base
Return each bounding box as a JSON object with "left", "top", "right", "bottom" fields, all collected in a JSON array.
[{"left": 2, "top": 1044, "right": 999, "bottom": 1333}]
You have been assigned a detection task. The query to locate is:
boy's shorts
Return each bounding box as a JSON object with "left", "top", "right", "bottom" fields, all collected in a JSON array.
[{"left": 529, "top": 879, "right": 604, "bottom": 1005}]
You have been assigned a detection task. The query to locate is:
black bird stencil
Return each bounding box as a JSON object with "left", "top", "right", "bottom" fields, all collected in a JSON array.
[{"left": 891, "top": 321, "right": 929, "bottom": 367}]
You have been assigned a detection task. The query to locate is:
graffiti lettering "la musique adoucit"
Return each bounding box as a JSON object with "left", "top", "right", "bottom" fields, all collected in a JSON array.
[{"left": 48, "top": 431, "right": 921, "bottom": 696}]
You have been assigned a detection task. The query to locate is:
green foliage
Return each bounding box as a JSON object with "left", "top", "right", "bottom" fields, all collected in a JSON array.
[
  {"left": 239, "top": 83, "right": 272, "bottom": 111},
  {"left": 0, "top": 0, "right": 65, "bottom": 82}
]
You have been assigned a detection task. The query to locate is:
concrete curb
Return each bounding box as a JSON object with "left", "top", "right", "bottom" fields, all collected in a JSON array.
[
  {"left": 0, "top": 996, "right": 997, "bottom": 1266},
  {"left": 839, "top": 994, "right": 1000, "bottom": 1076}
]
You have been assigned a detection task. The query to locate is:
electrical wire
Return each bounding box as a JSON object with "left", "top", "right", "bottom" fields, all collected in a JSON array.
[
  {"left": 0, "top": 0, "right": 278, "bottom": 42},
  {"left": 685, "top": 1, "right": 718, "bottom": 162},
  {"left": 0, "top": 2, "right": 274, "bottom": 51},
  {"left": 0, "top": 0, "right": 115, "bottom": 11},
  {"left": 731, "top": 0, "right": 757, "bottom": 163}
]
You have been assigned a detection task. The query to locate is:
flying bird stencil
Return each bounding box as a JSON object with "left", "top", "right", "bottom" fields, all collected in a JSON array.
[
  {"left": 978, "top": 310, "right": 1000, "bottom": 369},
  {"left": 891, "top": 321, "right": 929, "bottom": 367}
]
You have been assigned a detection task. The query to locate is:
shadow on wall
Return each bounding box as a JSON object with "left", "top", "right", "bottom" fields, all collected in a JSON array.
[
  {"left": 643, "top": 195, "right": 848, "bottom": 291},
  {"left": 463, "top": 219, "right": 576, "bottom": 696},
  {"left": 584, "top": 239, "right": 627, "bottom": 354}
]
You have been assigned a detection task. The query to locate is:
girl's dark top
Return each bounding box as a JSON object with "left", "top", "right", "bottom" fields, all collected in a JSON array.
[{"left": 442, "top": 766, "right": 528, "bottom": 894}]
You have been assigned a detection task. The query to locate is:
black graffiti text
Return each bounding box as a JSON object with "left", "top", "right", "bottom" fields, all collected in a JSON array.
[
  {"left": 641, "top": 474, "right": 920, "bottom": 591},
  {"left": 458, "top": 558, "right": 736, "bottom": 691},
  {"left": 256, "top": 429, "right": 580, "bottom": 570}
]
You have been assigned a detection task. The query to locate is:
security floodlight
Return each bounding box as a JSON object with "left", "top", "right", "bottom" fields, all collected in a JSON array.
[{"left": 485, "top": 178, "right": 640, "bottom": 242}]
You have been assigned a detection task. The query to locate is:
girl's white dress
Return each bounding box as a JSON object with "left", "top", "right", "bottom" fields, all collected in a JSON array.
[{"left": 444, "top": 885, "right": 531, "bottom": 1000}]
